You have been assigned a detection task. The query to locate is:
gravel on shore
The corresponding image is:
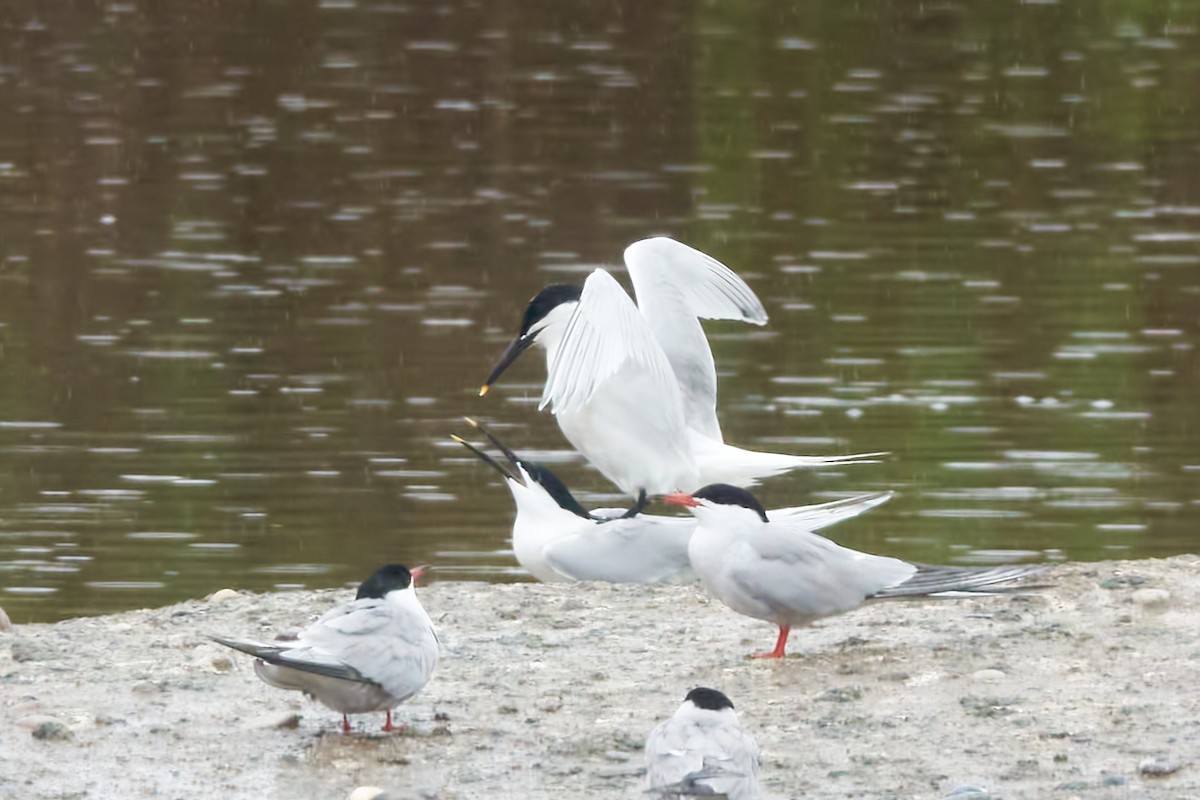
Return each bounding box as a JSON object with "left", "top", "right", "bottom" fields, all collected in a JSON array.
[{"left": 2, "top": 556, "right": 1197, "bottom": 799}]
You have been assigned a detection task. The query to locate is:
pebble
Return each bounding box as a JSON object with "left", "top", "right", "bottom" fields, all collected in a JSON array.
[
  {"left": 132, "top": 680, "right": 165, "bottom": 694},
  {"left": 32, "top": 721, "right": 74, "bottom": 742},
  {"left": 971, "top": 669, "right": 1006, "bottom": 683},
  {"left": 347, "top": 788, "right": 386, "bottom": 800},
  {"left": 0, "top": 605, "right": 11, "bottom": 632},
  {"left": 1131, "top": 588, "right": 1170, "bottom": 610},
  {"left": 1139, "top": 756, "right": 1181, "bottom": 777},
  {"left": 16, "top": 714, "right": 63, "bottom": 730},
  {"left": 207, "top": 588, "right": 241, "bottom": 604},
  {"left": 244, "top": 712, "right": 302, "bottom": 731}
]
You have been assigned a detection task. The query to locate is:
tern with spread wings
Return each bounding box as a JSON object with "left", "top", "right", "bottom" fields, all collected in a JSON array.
[
  {"left": 479, "top": 237, "right": 882, "bottom": 510},
  {"left": 211, "top": 564, "right": 439, "bottom": 733},
  {"left": 665, "top": 484, "right": 1045, "bottom": 659}
]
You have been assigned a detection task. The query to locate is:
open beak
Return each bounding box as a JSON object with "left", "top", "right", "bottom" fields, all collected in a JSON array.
[
  {"left": 479, "top": 334, "right": 535, "bottom": 396},
  {"left": 409, "top": 565, "right": 431, "bottom": 585},
  {"left": 663, "top": 492, "right": 699, "bottom": 508},
  {"left": 451, "top": 433, "right": 522, "bottom": 485}
]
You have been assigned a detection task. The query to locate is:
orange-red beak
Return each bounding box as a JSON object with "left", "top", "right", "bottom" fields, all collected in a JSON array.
[
  {"left": 409, "top": 565, "right": 431, "bottom": 585},
  {"left": 663, "top": 492, "right": 699, "bottom": 508}
]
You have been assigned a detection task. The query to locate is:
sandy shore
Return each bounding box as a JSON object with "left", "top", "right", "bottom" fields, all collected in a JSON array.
[{"left": 2, "top": 556, "right": 1197, "bottom": 799}]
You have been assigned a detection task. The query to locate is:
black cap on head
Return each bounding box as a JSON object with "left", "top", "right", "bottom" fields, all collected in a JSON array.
[
  {"left": 519, "top": 284, "right": 582, "bottom": 337},
  {"left": 685, "top": 687, "right": 734, "bottom": 711},
  {"left": 692, "top": 483, "right": 769, "bottom": 523},
  {"left": 356, "top": 564, "right": 414, "bottom": 599},
  {"left": 524, "top": 462, "right": 593, "bottom": 520}
]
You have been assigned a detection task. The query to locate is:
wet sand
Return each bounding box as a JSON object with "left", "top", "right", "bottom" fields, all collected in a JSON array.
[{"left": 3, "top": 556, "right": 1197, "bottom": 799}]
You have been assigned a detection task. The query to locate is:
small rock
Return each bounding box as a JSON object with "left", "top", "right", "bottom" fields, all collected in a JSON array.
[
  {"left": 971, "top": 669, "right": 1006, "bottom": 683},
  {"left": 207, "top": 588, "right": 241, "bottom": 604},
  {"left": 1139, "top": 756, "right": 1181, "bottom": 777},
  {"left": 10, "top": 639, "right": 55, "bottom": 663},
  {"left": 347, "top": 787, "right": 386, "bottom": 800},
  {"left": 131, "top": 680, "right": 165, "bottom": 694},
  {"left": 32, "top": 721, "right": 74, "bottom": 742},
  {"left": 210, "top": 655, "right": 234, "bottom": 673},
  {"left": 245, "top": 712, "right": 302, "bottom": 730},
  {"left": 0, "top": 605, "right": 12, "bottom": 632},
  {"left": 1131, "top": 588, "right": 1170, "bottom": 610},
  {"left": 16, "top": 714, "right": 63, "bottom": 730}
]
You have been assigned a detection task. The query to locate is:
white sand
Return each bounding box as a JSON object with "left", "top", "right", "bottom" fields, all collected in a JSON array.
[{"left": 2, "top": 556, "right": 1197, "bottom": 799}]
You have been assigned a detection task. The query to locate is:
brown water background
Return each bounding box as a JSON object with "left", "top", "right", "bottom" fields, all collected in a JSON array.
[{"left": 1, "top": 1, "right": 1197, "bottom": 622}]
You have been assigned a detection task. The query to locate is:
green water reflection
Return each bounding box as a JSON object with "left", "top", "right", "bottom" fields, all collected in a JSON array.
[{"left": 0, "top": 0, "right": 1197, "bottom": 622}]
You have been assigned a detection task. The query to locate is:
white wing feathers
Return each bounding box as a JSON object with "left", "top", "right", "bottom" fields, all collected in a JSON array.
[
  {"left": 540, "top": 268, "right": 682, "bottom": 417},
  {"left": 624, "top": 237, "right": 766, "bottom": 440},
  {"left": 624, "top": 237, "right": 767, "bottom": 325},
  {"left": 771, "top": 490, "right": 893, "bottom": 530},
  {"left": 542, "top": 516, "right": 695, "bottom": 584}
]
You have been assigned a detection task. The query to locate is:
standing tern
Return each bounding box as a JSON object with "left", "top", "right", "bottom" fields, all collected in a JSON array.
[
  {"left": 479, "top": 236, "right": 883, "bottom": 505},
  {"left": 665, "top": 484, "right": 1045, "bottom": 659},
  {"left": 645, "top": 687, "right": 761, "bottom": 800},
  {"left": 211, "top": 564, "right": 439, "bottom": 733},
  {"left": 454, "top": 418, "right": 894, "bottom": 585}
]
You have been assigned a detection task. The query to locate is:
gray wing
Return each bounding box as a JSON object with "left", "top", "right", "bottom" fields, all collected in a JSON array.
[
  {"left": 721, "top": 525, "right": 916, "bottom": 622},
  {"left": 624, "top": 238, "right": 766, "bottom": 441},
  {"left": 646, "top": 717, "right": 760, "bottom": 799},
  {"left": 300, "top": 598, "right": 440, "bottom": 702},
  {"left": 543, "top": 515, "right": 695, "bottom": 584}
]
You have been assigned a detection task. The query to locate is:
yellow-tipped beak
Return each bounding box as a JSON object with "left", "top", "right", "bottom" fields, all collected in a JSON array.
[{"left": 478, "top": 384, "right": 490, "bottom": 397}]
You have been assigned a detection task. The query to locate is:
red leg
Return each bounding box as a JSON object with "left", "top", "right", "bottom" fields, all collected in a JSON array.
[
  {"left": 382, "top": 710, "right": 407, "bottom": 733},
  {"left": 752, "top": 625, "right": 791, "bottom": 659},
  {"left": 341, "top": 714, "right": 351, "bottom": 733}
]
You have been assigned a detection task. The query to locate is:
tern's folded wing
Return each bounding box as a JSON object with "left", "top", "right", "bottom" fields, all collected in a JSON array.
[{"left": 543, "top": 516, "right": 695, "bottom": 584}]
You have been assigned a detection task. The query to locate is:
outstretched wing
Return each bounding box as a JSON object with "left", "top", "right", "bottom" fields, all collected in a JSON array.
[
  {"left": 540, "top": 268, "right": 683, "bottom": 420},
  {"left": 624, "top": 237, "right": 767, "bottom": 441}
]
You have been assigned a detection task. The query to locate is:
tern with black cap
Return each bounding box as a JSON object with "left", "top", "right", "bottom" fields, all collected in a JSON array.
[
  {"left": 455, "top": 418, "right": 894, "bottom": 585},
  {"left": 211, "top": 563, "right": 439, "bottom": 733},
  {"left": 665, "top": 484, "right": 1045, "bottom": 659},
  {"left": 478, "top": 236, "right": 883, "bottom": 513},
  {"left": 645, "top": 687, "right": 761, "bottom": 799}
]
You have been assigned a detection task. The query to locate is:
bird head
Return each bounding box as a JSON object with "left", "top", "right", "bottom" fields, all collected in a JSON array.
[
  {"left": 663, "top": 483, "right": 770, "bottom": 524},
  {"left": 479, "top": 283, "right": 581, "bottom": 396}
]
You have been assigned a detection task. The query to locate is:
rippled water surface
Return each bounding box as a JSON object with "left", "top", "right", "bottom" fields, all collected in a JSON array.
[{"left": 2, "top": 1, "right": 1198, "bottom": 622}]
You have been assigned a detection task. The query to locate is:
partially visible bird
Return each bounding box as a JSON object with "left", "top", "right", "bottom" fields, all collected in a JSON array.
[
  {"left": 211, "top": 564, "right": 439, "bottom": 733},
  {"left": 645, "top": 687, "right": 761, "bottom": 800},
  {"left": 665, "top": 484, "right": 1046, "bottom": 659},
  {"left": 454, "top": 418, "right": 894, "bottom": 585},
  {"left": 479, "top": 236, "right": 883, "bottom": 509}
]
